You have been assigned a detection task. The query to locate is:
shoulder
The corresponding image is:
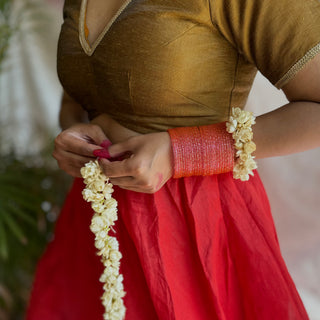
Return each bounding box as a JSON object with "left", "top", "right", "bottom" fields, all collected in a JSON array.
[{"left": 209, "top": 0, "right": 320, "bottom": 87}]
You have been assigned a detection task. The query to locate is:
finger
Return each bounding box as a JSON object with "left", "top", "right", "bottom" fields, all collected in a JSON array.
[
  {"left": 55, "top": 133, "right": 98, "bottom": 158},
  {"left": 117, "top": 186, "right": 141, "bottom": 193},
  {"left": 99, "top": 157, "right": 137, "bottom": 178},
  {"left": 56, "top": 124, "right": 108, "bottom": 157},
  {"left": 109, "top": 176, "right": 135, "bottom": 186},
  {"left": 80, "top": 124, "right": 108, "bottom": 146},
  {"left": 93, "top": 149, "right": 132, "bottom": 161},
  {"left": 110, "top": 176, "right": 154, "bottom": 188},
  {"left": 108, "top": 138, "right": 136, "bottom": 158},
  {"left": 53, "top": 147, "right": 96, "bottom": 163},
  {"left": 55, "top": 160, "right": 83, "bottom": 178},
  {"left": 53, "top": 149, "right": 96, "bottom": 175},
  {"left": 65, "top": 166, "right": 83, "bottom": 178},
  {"left": 109, "top": 176, "right": 159, "bottom": 194},
  {"left": 67, "top": 132, "right": 104, "bottom": 156},
  {"left": 93, "top": 148, "right": 111, "bottom": 159},
  {"left": 116, "top": 185, "right": 156, "bottom": 194},
  {"left": 100, "top": 139, "right": 112, "bottom": 149}
]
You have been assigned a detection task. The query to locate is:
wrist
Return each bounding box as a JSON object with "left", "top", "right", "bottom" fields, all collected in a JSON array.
[{"left": 168, "top": 122, "right": 235, "bottom": 178}]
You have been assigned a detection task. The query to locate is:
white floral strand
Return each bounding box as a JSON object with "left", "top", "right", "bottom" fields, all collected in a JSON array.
[
  {"left": 226, "top": 107, "right": 257, "bottom": 181},
  {"left": 80, "top": 160, "right": 126, "bottom": 320}
]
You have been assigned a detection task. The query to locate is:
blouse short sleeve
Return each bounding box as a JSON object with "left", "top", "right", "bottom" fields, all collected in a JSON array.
[{"left": 210, "top": 0, "right": 320, "bottom": 88}]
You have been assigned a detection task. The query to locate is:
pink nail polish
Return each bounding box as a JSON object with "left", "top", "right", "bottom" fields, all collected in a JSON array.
[
  {"left": 93, "top": 149, "right": 111, "bottom": 159},
  {"left": 100, "top": 139, "right": 112, "bottom": 149}
]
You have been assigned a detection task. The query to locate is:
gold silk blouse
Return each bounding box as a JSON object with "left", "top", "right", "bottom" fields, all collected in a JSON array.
[{"left": 57, "top": 0, "right": 320, "bottom": 134}]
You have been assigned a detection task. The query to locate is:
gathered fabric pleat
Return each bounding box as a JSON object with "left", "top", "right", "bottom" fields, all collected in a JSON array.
[{"left": 27, "top": 172, "right": 308, "bottom": 320}]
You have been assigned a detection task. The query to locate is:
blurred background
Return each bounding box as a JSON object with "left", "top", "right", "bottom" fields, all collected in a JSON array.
[{"left": 0, "top": 0, "right": 319, "bottom": 319}]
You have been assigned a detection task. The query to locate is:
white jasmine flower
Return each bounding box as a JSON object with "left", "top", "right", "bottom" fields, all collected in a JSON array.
[
  {"left": 110, "top": 250, "right": 122, "bottom": 261},
  {"left": 234, "top": 140, "right": 244, "bottom": 150},
  {"left": 232, "top": 107, "right": 242, "bottom": 118},
  {"left": 83, "top": 189, "right": 105, "bottom": 202},
  {"left": 226, "top": 108, "right": 257, "bottom": 181},
  {"left": 92, "top": 202, "right": 107, "bottom": 213},
  {"left": 81, "top": 160, "right": 126, "bottom": 320},
  {"left": 244, "top": 141, "right": 256, "bottom": 154},
  {"left": 237, "top": 110, "right": 251, "bottom": 124},
  {"left": 98, "top": 230, "right": 109, "bottom": 240},
  {"left": 91, "top": 215, "right": 107, "bottom": 228},
  {"left": 103, "top": 183, "right": 114, "bottom": 195},
  {"left": 233, "top": 127, "right": 253, "bottom": 143},
  {"left": 226, "top": 118, "right": 237, "bottom": 133},
  {"left": 91, "top": 180, "right": 105, "bottom": 192},
  {"left": 95, "top": 239, "right": 106, "bottom": 250},
  {"left": 105, "top": 198, "right": 118, "bottom": 209}
]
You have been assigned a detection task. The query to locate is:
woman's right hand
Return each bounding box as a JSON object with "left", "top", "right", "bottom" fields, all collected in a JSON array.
[{"left": 53, "top": 123, "right": 108, "bottom": 177}]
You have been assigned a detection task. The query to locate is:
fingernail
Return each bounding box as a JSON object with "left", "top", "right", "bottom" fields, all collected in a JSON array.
[
  {"left": 93, "top": 149, "right": 111, "bottom": 159},
  {"left": 100, "top": 139, "right": 112, "bottom": 149}
]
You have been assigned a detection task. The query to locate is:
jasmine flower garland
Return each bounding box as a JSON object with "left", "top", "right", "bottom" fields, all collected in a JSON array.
[
  {"left": 80, "top": 160, "right": 126, "bottom": 320},
  {"left": 226, "top": 107, "right": 258, "bottom": 181}
]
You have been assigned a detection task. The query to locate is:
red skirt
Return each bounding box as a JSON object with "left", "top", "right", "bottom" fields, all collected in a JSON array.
[{"left": 27, "top": 172, "right": 308, "bottom": 319}]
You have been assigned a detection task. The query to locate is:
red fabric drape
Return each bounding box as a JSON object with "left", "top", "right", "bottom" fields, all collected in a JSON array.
[{"left": 27, "top": 173, "right": 308, "bottom": 319}]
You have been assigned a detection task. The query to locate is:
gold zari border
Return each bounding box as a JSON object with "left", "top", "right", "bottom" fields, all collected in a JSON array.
[
  {"left": 79, "top": 0, "right": 133, "bottom": 56},
  {"left": 276, "top": 42, "right": 320, "bottom": 88}
]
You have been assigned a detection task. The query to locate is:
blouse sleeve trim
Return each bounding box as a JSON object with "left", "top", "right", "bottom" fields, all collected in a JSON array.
[{"left": 275, "top": 42, "right": 320, "bottom": 89}]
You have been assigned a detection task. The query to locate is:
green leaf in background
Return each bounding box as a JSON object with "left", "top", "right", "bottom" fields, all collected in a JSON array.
[
  {"left": 0, "top": 152, "right": 72, "bottom": 319},
  {"left": 4, "top": 201, "right": 37, "bottom": 227},
  {"left": 1, "top": 211, "right": 27, "bottom": 246},
  {"left": 0, "top": 219, "right": 8, "bottom": 260}
]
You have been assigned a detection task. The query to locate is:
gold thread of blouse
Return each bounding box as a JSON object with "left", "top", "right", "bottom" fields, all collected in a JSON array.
[
  {"left": 79, "top": 0, "right": 133, "bottom": 56},
  {"left": 276, "top": 42, "right": 320, "bottom": 88}
]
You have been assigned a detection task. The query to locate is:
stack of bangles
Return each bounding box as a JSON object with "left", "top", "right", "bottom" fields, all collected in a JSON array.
[{"left": 167, "top": 107, "right": 257, "bottom": 181}]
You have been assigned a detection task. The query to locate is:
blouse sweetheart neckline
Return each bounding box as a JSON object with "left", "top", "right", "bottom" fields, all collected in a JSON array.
[{"left": 78, "top": 0, "right": 133, "bottom": 56}]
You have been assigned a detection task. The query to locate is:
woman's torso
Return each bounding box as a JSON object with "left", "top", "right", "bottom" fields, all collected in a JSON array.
[{"left": 57, "top": 0, "right": 257, "bottom": 133}]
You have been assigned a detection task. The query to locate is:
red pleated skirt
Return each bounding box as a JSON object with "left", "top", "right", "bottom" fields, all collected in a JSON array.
[{"left": 26, "top": 172, "right": 309, "bottom": 320}]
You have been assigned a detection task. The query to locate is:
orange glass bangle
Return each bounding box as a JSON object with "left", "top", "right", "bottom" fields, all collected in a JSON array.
[{"left": 168, "top": 122, "right": 235, "bottom": 178}]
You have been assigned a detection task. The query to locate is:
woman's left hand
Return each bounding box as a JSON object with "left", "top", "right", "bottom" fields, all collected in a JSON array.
[{"left": 98, "top": 132, "right": 173, "bottom": 193}]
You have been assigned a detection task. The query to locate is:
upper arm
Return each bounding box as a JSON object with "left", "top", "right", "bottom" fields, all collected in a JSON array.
[
  {"left": 59, "top": 90, "right": 88, "bottom": 129},
  {"left": 61, "top": 90, "right": 82, "bottom": 107},
  {"left": 282, "top": 53, "right": 320, "bottom": 103},
  {"left": 210, "top": 0, "right": 320, "bottom": 89}
]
